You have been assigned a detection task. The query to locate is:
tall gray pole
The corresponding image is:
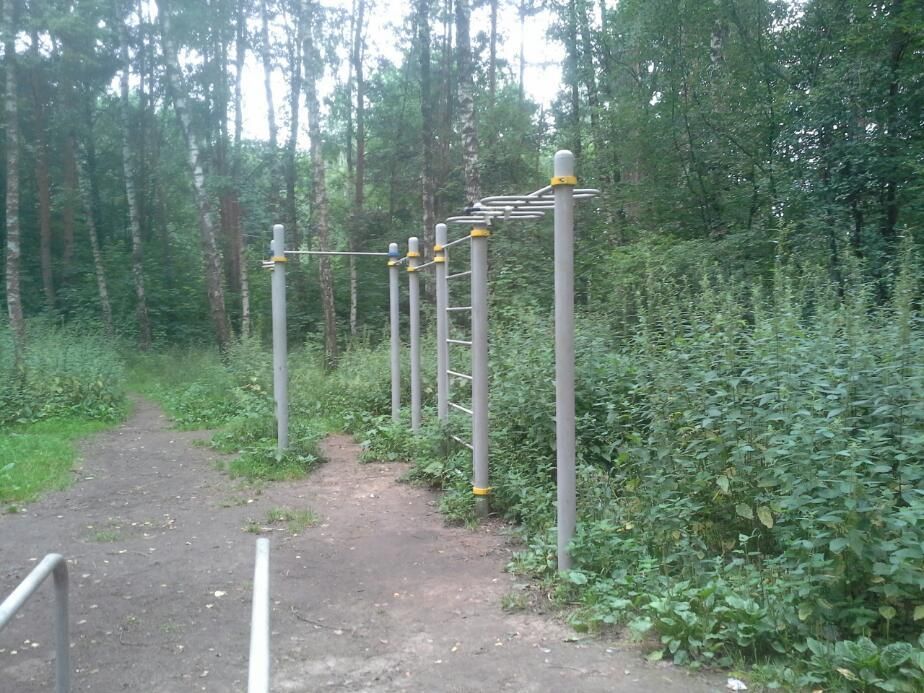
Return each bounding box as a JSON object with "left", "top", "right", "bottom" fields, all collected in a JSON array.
[
  {"left": 407, "top": 236, "right": 421, "bottom": 432},
  {"left": 553, "top": 151, "right": 576, "bottom": 570},
  {"left": 271, "top": 224, "right": 289, "bottom": 454},
  {"left": 388, "top": 242, "right": 401, "bottom": 422},
  {"left": 434, "top": 224, "right": 449, "bottom": 422},
  {"left": 470, "top": 226, "right": 491, "bottom": 517}
]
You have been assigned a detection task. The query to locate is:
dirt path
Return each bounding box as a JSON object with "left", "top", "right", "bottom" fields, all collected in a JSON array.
[{"left": 1, "top": 399, "right": 724, "bottom": 692}]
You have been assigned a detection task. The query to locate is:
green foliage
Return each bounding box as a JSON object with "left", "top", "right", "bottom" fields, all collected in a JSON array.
[{"left": 0, "top": 322, "right": 126, "bottom": 425}]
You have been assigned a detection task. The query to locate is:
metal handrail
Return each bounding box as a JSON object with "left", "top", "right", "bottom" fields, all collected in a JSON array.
[
  {"left": 0, "top": 553, "right": 70, "bottom": 693},
  {"left": 248, "top": 538, "right": 270, "bottom": 693}
]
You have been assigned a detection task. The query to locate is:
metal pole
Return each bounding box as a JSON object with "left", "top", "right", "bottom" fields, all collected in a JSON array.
[
  {"left": 0, "top": 553, "right": 70, "bottom": 693},
  {"left": 470, "top": 226, "right": 491, "bottom": 517},
  {"left": 271, "top": 224, "right": 288, "bottom": 454},
  {"left": 553, "top": 150, "right": 577, "bottom": 571},
  {"left": 388, "top": 242, "right": 401, "bottom": 423},
  {"left": 53, "top": 560, "right": 69, "bottom": 693},
  {"left": 248, "top": 538, "right": 270, "bottom": 693},
  {"left": 407, "top": 236, "right": 421, "bottom": 432},
  {"left": 434, "top": 224, "right": 449, "bottom": 422}
]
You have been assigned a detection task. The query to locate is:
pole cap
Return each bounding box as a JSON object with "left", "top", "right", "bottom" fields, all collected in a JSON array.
[{"left": 553, "top": 150, "right": 575, "bottom": 178}]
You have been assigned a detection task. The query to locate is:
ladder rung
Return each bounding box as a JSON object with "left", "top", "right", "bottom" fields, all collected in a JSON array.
[
  {"left": 450, "top": 435, "right": 474, "bottom": 451},
  {"left": 447, "top": 306, "right": 471, "bottom": 312},
  {"left": 447, "top": 339, "right": 472, "bottom": 346},
  {"left": 447, "top": 370, "right": 472, "bottom": 381},
  {"left": 448, "top": 402, "right": 473, "bottom": 416},
  {"left": 447, "top": 271, "right": 471, "bottom": 280}
]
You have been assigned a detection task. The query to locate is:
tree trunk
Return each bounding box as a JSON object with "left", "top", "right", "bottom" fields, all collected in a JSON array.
[
  {"left": 29, "top": 33, "right": 55, "bottom": 311},
  {"left": 576, "top": 0, "right": 602, "bottom": 154},
  {"left": 303, "top": 0, "right": 338, "bottom": 366},
  {"left": 489, "top": 0, "right": 497, "bottom": 111},
  {"left": 119, "top": 13, "right": 153, "bottom": 350},
  {"left": 348, "top": 0, "right": 366, "bottom": 336},
  {"left": 158, "top": 0, "right": 231, "bottom": 350},
  {"left": 417, "top": 0, "right": 436, "bottom": 258},
  {"left": 76, "top": 142, "right": 114, "bottom": 337},
  {"left": 62, "top": 135, "right": 77, "bottom": 280},
  {"left": 4, "top": 0, "right": 24, "bottom": 352},
  {"left": 455, "top": 0, "right": 481, "bottom": 205},
  {"left": 566, "top": 0, "right": 582, "bottom": 158},
  {"left": 260, "top": 0, "right": 281, "bottom": 222},
  {"left": 234, "top": 0, "right": 251, "bottom": 336},
  {"left": 284, "top": 2, "right": 304, "bottom": 249}
]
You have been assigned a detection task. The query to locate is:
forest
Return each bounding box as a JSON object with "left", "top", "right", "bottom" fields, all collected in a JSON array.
[{"left": 2, "top": 0, "right": 923, "bottom": 689}]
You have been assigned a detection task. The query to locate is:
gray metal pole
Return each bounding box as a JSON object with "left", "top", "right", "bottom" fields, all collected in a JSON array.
[
  {"left": 407, "top": 236, "right": 421, "bottom": 432},
  {"left": 435, "top": 224, "right": 449, "bottom": 422},
  {"left": 553, "top": 151, "right": 577, "bottom": 571},
  {"left": 53, "top": 560, "right": 69, "bottom": 693},
  {"left": 470, "top": 226, "right": 491, "bottom": 517},
  {"left": 388, "top": 243, "right": 401, "bottom": 422},
  {"left": 271, "top": 224, "right": 289, "bottom": 454}
]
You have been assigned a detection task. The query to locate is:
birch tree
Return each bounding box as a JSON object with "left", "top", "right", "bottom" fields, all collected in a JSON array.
[
  {"left": 455, "top": 0, "right": 481, "bottom": 205},
  {"left": 119, "top": 8, "right": 152, "bottom": 349},
  {"left": 157, "top": 0, "right": 231, "bottom": 349},
  {"left": 3, "top": 0, "right": 24, "bottom": 352},
  {"left": 303, "top": 0, "right": 338, "bottom": 366}
]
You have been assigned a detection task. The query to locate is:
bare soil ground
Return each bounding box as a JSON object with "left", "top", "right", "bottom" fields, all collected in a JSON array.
[{"left": 1, "top": 398, "right": 725, "bottom": 692}]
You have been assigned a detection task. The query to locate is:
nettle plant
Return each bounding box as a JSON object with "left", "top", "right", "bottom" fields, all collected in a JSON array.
[{"left": 484, "top": 249, "right": 923, "bottom": 685}]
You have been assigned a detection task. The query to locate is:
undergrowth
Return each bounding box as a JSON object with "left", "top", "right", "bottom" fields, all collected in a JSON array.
[
  {"left": 362, "top": 244, "right": 924, "bottom": 690},
  {"left": 0, "top": 321, "right": 127, "bottom": 503},
  {"left": 122, "top": 242, "right": 924, "bottom": 689}
]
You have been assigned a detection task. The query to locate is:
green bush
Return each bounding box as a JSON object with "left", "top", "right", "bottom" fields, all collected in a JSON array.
[{"left": 0, "top": 322, "right": 126, "bottom": 425}]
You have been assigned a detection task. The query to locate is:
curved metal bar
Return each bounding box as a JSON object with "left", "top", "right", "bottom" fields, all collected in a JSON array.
[{"left": 0, "top": 553, "right": 70, "bottom": 693}]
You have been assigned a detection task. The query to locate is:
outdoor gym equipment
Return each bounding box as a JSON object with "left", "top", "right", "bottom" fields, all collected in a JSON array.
[
  {"left": 270, "top": 149, "right": 598, "bottom": 570},
  {"left": 405, "top": 150, "right": 599, "bottom": 568},
  {"left": 268, "top": 224, "right": 396, "bottom": 456}
]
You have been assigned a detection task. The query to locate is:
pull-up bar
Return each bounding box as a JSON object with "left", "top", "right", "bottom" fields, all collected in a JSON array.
[
  {"left": 269, "top": 225, "right": 404, "bottom": 453},
  {"left": 406, "top": 150, "right": 599, "bottom": 568},
  {"left": 286, "top": 250, "right": 391, "bottom": 257}
]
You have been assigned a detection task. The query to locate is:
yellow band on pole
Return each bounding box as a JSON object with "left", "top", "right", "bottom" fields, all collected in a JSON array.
[
  {"left": 434, "top": 256, "right": 445, "bottom": 263},
  {"left": 272, "top": 256, "right": 288, "bottom": 262},
  {"left": 388, "top": 260, "right": 397, "bottom": 266},
  {"left": 472, "top": 486, "right": 492, "bottom": 496},
  {"left": 406, "top": 251, "right": 420, "bottom": 258},
  {"left": 406, "top": 266, "right": 417, "bottom": 272},
  {"left": 550, "top": 175, "right": 578, "bottom": 186},
  {"left": 470, "top": 228, "right": 491, "bottom": 238},
  {"left": 433, "top": 244, "right": 443, "bottom": 252}
]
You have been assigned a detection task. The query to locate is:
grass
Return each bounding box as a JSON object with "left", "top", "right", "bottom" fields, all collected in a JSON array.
[
  {"left": 90, "top": 529, "right": 122, "bottom": 543},
  {"left": 0, "top": 417, "right": 117, "bottom": 505},
  {"left": 245, "top": 506, "right": 319, "bottom": 535}
]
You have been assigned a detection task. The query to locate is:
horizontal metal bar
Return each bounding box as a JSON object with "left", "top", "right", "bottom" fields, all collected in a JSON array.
[
  {"left": 450, "top": 434, "right": 474, "bottom": 451},
  {"left": 415, "top": 260, "right": 437, "bottom": 271},
  {"left": 442, "top": 235, "right": 471, "bottom": 249},
  {"left": 447, "top": 370, "right": 472, "bottom": 381},
  {"left": 248, "top": 538, "right": 270, "bottom": 693},
  {"left": 447, "top": 305, "right": 471, "bottom": 312},
  {"left": 285, "top": 250, "right": 390, "bottom": 257},
  {"left": 447, "top": 339, "right": 472, "bottom": 346},
  {"left": 447, "top": 270, "right": 471, "bottom": 280},
  {"left": 449, "top": 402, "right": 473, "bottom": 416},
  {"left": 0, "top": 553, "right": 69, "bottom": 693}
]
